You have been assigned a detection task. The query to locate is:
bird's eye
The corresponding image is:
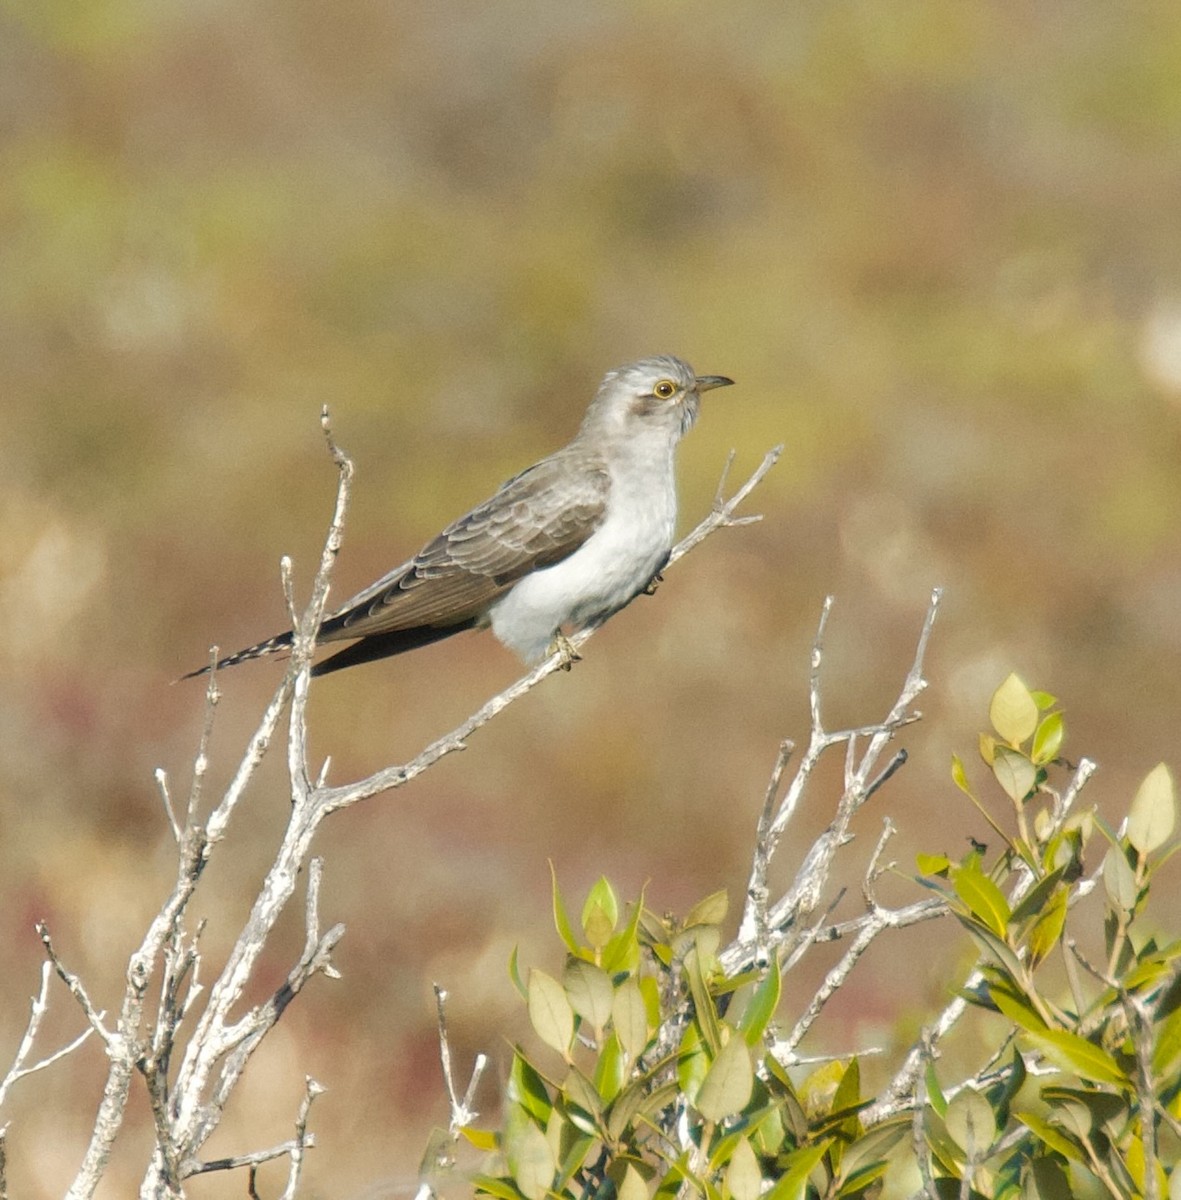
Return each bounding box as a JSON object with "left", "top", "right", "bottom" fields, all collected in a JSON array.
[{"left": 653, "top": 379, "right": 678, "bottom": 399}]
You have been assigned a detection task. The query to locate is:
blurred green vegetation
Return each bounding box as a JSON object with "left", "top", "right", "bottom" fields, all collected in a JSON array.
[{"left": 3, "top": 1, "right": 1181, "bottom": 1194}]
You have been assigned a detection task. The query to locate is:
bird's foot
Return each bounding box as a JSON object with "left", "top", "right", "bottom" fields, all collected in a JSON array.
[
  {"left": 548, "top": 632, "right": 582, "bottom": 671},
  {"left": 643, "top": 572, "right": 664, "bottom": 596}
]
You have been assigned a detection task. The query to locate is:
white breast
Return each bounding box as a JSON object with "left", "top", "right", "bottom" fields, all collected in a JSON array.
[{"left": 489, "top": 449, "right": 678, "bottom": 662}]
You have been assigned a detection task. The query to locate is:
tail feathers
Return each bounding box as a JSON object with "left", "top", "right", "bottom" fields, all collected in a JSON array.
[{"left": 179, "top": 630, "right": 295, "bottom": 681}]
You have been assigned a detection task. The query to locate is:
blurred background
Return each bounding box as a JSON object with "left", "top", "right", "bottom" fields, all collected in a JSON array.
[{"left": 3, "top": 0, "right": 1181, "bottom": 1194}]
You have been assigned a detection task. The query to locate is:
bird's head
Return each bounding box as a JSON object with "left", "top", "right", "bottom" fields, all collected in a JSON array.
[{"left": 581, "top": 355, "right": 734, "bottom": 444}]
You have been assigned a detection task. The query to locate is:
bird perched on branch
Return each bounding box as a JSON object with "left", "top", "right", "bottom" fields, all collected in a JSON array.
[{"left": 184, "top": 355, "right": 733, "bottom": 679}]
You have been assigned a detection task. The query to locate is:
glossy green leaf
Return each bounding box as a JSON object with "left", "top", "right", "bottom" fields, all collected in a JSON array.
[
  {"left": 460, "top": 1125, "right": 499, "bottom": 1151},
  {"left": 763, "top": 1139, "right": 832, "bottom": 1200},
  {"left": 602, "top": 890, "right": 646, "bottom": 973},
  {"left": 677, "top": 1020, "right": 709, "bottom": 1105},
  {"left": 736, "top": 961, "right": 781, "bottom": 1046},
  {"left": 685, "top": 945, "right": 722, "bottom": 1054},
  {"left": 1009, "top": 868, "right": 1067, "bottom": 926},
  {"left": 528, "top": 969, "right": 574, "bottom": 1056},
  {"left": 559, "top": 1067, "right": 602, "bottom": 1135},
  {"left": 726, "top": 1136, "right": 762, "bottom": 1200},
  {"left": 963, "top": 922, "right": 1025, "bottom": 980},
  {"left": 550, "top": 864, "right": 581, "bottom": 955},
  {"left": 1128, "top": 763, "right": 1176, "bottom": 854},
  {"left": 593, "top": 1030, "right": 626, "bottom": 1105},
  {"left": 924, "top": 1060, "right": 947, "bottom": 1117},
  {"left": 508, "top": 1051, "right": 553, "bottom": 1125},
  {"left": 952, "top": 863, "right": 1011, "bottom": 938},
  {"left": 991, "top": 674, "right": 1039, "bottom": 744},
  {"left": 990, "top": 986, "right": 1049, "bottom": 1033},
  {"left": 992, "top": 746, "right": 1037, "bottom": 804},
  {"left": 951, "top": 753, "right": 974, "bottom": 795},
  {"left": 508, "top": 945, "right": 527, "bottom": 999},
  {"left": 563, "top": 959, "right": 613, "bottom": 1030},
  {"left": 1031, "top": 711, "right": 1065, "bottom": 764},
  {"left": 695, "top": 1032, "right": 754, "bottom": 1122},
  {"left": 1024, "top": 1029, "right": 1127, "bottom": 1086},
  {"left": 582, "top": 877, "right": 619, "bottom": 941},
  {"left": 918, "top": 851, "right": 952, "bottom": 876},
  {"left": 472, "top": 1173, "right": 527, "bottom": 1200},
  {"left": 1015, "top": 1111, "right": 1084, "bottom": 1163},
  {"left": 1028, "top": 886, "right": 1068, "bottom": 966}
]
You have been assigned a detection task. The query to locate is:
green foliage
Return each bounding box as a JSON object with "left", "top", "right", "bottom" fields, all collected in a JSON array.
[{"left": 442, "top": 676, "right": 1181, "bottom": 1199}]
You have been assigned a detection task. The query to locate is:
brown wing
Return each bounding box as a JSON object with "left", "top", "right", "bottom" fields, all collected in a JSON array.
[{"left": 318, "top": 446, "right": 609, "bottom": 643}]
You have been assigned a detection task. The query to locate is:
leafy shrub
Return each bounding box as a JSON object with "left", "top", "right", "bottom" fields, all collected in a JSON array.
[{"left": 427, "top": 676, "right": 1181, "bottom": 1200}]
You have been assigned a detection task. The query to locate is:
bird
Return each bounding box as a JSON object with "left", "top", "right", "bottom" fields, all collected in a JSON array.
[{"left": 183, "top": 355, "right": 733, "bottom": 680}]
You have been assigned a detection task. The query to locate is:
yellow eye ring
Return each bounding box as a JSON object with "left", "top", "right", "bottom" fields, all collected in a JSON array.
[{"left": 653, "top": 379, "right": 677, "bottom": 399}]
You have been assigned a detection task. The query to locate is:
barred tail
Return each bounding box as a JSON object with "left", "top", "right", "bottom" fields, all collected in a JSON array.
[{"left": 179, "top": 630, "right": 294, "bottom": 681}]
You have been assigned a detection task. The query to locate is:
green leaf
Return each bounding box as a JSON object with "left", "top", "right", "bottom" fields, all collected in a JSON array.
[
  {"left": 459, "top": 1125, "right": 499, "bottom": 1151},
  {"left": 582, "top": 877, "right": 619, "bottom": 944},
  {"left": 508, "top": 1051, "right": 553, "bottom": 1125},
  {"left": 472, "top": 1174, "right": 527, "bottom": 1200},
  {"left": 1008, "top": 1108, "right": 1084, "bottom": 1166},
  {"left": 550, "top": 864, "right": 581, "bottom": 955},
  {"left": 503, "top": 1115, "right": 556, "bottom": 1200},
  {"left": 527, "top": 969, "right": 574, "bottom": 1057},
  {"left": 677, "top": 1020, "right": 709, "bottom": 1105},
  {"left": 1031, "top": 711, "right": 1065, "bottom": 764},
  {"left": 736, "top": 962, "right": 781, "bottom": 1046},
  {"left": 945, "top": 1089, "right": 996, "bottom": 1154},
  {"left": 952, "top": 862, "right": 1011, "bottom": 938},
  {"left": 559, "top": 1067, "right": 602, "bottom": 1135},
  {"left": 1022, "top": 1155, "right": 1073, "bottom": 1200},
  {"left": 1010, "top": 867, "right": 1067, "bottom": 925},
  {"left": 1028, "top": 886, "right": 1068, "bottom": 966},
  {"left": 1031, "top": 690, "right": 1058, "bottom": 710},
  {"left": 1153, "top": 1006, "right": 1181, "bottom": 1078},
  {"left": 917, "top": 851, "right": 952, "bottom": 876},
  {"left": 962, "top": 922, "right": 1025, "bottom": 980},
  {"left": 616, "top": 1163, "right": 651, "bottom": 1200},
  {"left": 991, "top": 674, "right": 1039, "bottom": 745},
  {"left": 563, "top": 960, "right": 614, "bottom": 1031},
  {"left": 685, "top": 889, "right": 729, "bottom": 929},
  {"left": 951, "top": 754, "right": 974, "bottom": 796},
  {"left": 992, "top": 746, "right": 1037, "bottom": 804},
  {"left": 602, "top": 890, "right": 646, "bottom": 974},
  {"left": 924, "top": 1060, "right": 947, "bottom": 1117},
  {"left": 1127, "top": 763, "right": 1176, "bottom": 854},
  {"left": 1024, "top": 1029, "right": 1127, "bottom": 1086},
  {"left": 593, "top": 1031, "right": 626, "bottom": 1105},
  {"left": 726, "top": 1136, "right": 763, "bottom": 1200},
  {"left": 612, "top": 976, "right": 651, "bottom": 1059},
  {"left": 685, "top": 946, "right": 722, "bottom": 1054},
  {"left": 695, "top": 1032, "right": 754, "bottom": 1122},
  {"left": 990, "top": 986, "right": 1049, "bottom": 1033},
  {"left": 836, "top": 1117, "right": 909, "bottom": 1185},
  {"left": 763, "top": 1139, "right": 832, "bottom": 1200},
  {"left": 1102, "top": 845, "right": 1139, "bottom": 914},
  {"left": 508, "top": 945, "right": 527, "bottom": 999}
]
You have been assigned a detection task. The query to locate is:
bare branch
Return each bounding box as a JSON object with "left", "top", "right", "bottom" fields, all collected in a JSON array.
[
  {"left": 314, "top": 446, "right": 783, "bottom": 812},
  {"left": 0, "top": 962, "right": 93, "bottom": 1111}
]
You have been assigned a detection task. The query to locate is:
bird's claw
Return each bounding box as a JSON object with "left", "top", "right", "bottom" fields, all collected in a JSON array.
[
  {"left": 549, "top": 632, "right": 582, "bottom": 671},
  {"left": 643, "top": 572, "right": 664, "bottom": 597}
]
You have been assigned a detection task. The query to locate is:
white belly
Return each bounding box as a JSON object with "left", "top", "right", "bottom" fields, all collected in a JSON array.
[{"left": 489, "top": 474, "right": 676, "bottom": 662}]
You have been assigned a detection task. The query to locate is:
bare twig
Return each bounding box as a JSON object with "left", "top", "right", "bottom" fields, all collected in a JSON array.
[
  {"left": 724, "top": 589, "right": 941, "bottom": 975},
  {"left": 0, "top": 963, "right": 93, "bottom": 1111}
]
